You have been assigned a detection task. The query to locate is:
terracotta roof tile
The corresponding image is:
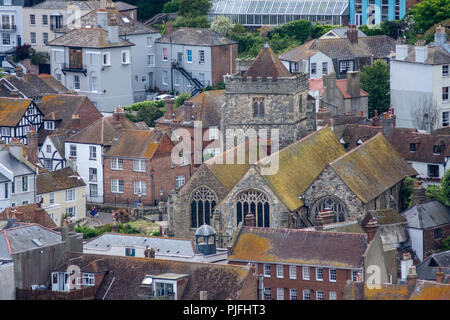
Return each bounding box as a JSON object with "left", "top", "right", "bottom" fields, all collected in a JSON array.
[
  {"left": 36, "top": 167, "right": 85, "bottom": 195},
  {"left": 0, "top": 97, "right": 33, "bottom": 126},
  {"left": 244, "top": 44, "right": 292, "bottom": 81},
  {"left": 0, "top": 204, "right": 57, "bottom": 229}
]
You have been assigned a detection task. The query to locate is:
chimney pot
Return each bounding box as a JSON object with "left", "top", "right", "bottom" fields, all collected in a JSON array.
[
  {"left": 244, "top": 213, "right": 256, "bottom": 227},
  {"left": 183, "top": 101, "right": 193, "bottom": 122},
  {"left": 413, "top": 182, "right": 426, "bottom": 205},
  {"left": 165, "top": 99, "right": 174, "bottom": 120}
]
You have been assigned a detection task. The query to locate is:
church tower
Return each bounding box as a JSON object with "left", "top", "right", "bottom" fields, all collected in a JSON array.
[{"left": 222, "top": 44, "right": 315, "bottom": 150}]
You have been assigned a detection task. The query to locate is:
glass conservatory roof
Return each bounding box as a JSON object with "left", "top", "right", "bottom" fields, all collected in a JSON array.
[{"left": 210, "top": 0, "right": 349, "bottom": 16}]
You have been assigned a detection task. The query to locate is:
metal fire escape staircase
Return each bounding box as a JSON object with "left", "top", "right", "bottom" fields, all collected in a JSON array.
[{"left": 171, "top": 61, "right": 204, "bottom": 96}]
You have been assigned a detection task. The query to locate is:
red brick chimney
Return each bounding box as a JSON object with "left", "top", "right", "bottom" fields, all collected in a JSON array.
[
  {"left": 406, "top": 266, "right": 418, "bottom": 296},
  {"left": 165, "top": 21, "right": 173, "bottom": 35},
  {"left": 413, "top": 182, "right": 426, "bottom": 205},
  {"left": 183, "top": 101, "right": 193, "bottom": 122},
  {"left": 165, "top": 99, "right": 174, "bottom": 120},
  {"left": 244, "top": 213, "right": 256, "bottom": 227},
  {"left": 347, "top": 24, "right": 358, "bottom": 44},
  {"left": 436, "top": 266, "right": 445, "bottom": 283},
  {"left": 113, "top": 107, "right": 125, "bottom": 127},
  {"left": 71, "top": 114, "right": 81, "bottom": 130},
  {"left": 317, "top": 209, "right": 335, "bottom": 226},
  {"left": 363, "top": 218, "right": 378, "bottom": 242},
  {"left": 315, "top": 215, "right": 324, "bottom": 230},
  {"left": 26, "top": 127, "right": 38, "bottom": 164}
]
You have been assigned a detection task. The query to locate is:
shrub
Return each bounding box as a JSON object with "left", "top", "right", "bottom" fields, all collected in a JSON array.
[
  {"left": 162, "top": 0, "right": 179, "bottom": 13},
  {"left": 14, "top": 44, "right": 31, "bottom": 60},
  {"left": 174, "top": 93, "right": 191, "bottom": 109},
  {"left": 173, "top": 15, "right": 210, "bottom": 29}
]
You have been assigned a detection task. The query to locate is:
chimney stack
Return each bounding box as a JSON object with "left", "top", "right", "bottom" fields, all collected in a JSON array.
[
  {"left": 395, "top": 38, "right": 408, "bottom": 61},
  {"left": 183, "top": 101, "right": 193, "bottom": 122},
  {"left": 435, "top": 266, "right": 445, "bottom": 283},
  {"left": 323, "top": 72, "right": 337, "bottom": 90},
  {"left": 97, "top": 9, "right": 108, "bottom": 29},
  {"left": 434, "top": 25, "right": 447, "bottom": 47},
  {"left": 71, "top": 114, "right": 81, "bottom": 130},
  {"left": 347, "top": 24, "right": 358, "bottom": 44},
  {"left": 317, "top": 209, "right": 335, "bottom": 225},
  {"left": 363, "top": 218, "right": 378, "bottom": 242},
  {"left": 315, "top": 215, "right": 324, "bottom": 230},
  {"left": 244, "top": 213, "right": 256, "bottom": 227},
  {"left": 113, "top": 107, "right": 125, "bottom": 126},
  {"left": 26, "top": 127, "right": 38, "bottom": 164},
  {"left": 165, "top": 99, "right": 174, "bottom": 120},
  {"left": 107, "top": 16, "right": 119, "bottom": 44},
  {"left": 165, "top": 21, "right": 173, "bottom": 35},
  {"left": 401, "top": 252, "right": 414, "bottom": 280},
  {"left": 346, "top": 71, "right": 360, "bottom": 98},
  {"left": 406, "top": 266, "right": 418, "bottom": 296},
  {"left": 415, "top": 40, "right": 428, "bottom": 63},
  {"left": 413, "top": 182, "right": 426, "bottom": 205}
]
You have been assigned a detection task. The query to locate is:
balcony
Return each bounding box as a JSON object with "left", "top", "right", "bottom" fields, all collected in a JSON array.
[
  {"left": 1, "top": 24, "right": 16, "bottom": 32},
  {"left": 61, "top": 63, "right": 87, "bottom": 76}
]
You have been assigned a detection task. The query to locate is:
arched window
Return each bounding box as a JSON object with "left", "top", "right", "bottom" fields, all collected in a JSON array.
[
  {"left": 190, "top": 186, "right": 217, "bottom": 228},
  {"left": 311, "top": 196, "right": 346, "bottom": 223},
  {"left": 252, "top": 97, "right": 264, "bottom": 118},
  {"left": 235, "top": 190, "right": 270, "bottom": 227}
]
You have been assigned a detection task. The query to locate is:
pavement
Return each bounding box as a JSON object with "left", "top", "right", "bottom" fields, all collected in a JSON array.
[{"left": 85, "top": 212, "right": 113, "bottom": 227}]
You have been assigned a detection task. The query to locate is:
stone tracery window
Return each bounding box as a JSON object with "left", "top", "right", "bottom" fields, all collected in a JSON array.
[
  {"left": 235, "top": 190, "right": 270, "bottom": 227},
  {"left": 191, "top": 186, "right": 217, "bottom": 228},
  {"left": 252, "top": 97, "right": 264, "bottom": 118},
  {"left": 312, "top": 196, "right": 346, "bottom": 223}
]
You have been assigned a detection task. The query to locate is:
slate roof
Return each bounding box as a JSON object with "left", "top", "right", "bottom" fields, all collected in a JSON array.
[
  {"left": 38, "top": 94, "right": 88, "bottom": 125},
  {"left": 156, "top": 27, "right": 236, "bottom": 46},
  {"left": 84, "top": 233, "right": 196, "bottom": 257},
  {"left": 0, "top": 97, "right": 33, "bottom": 126},
  {"left": 65, "top": 115, "right": 144, "bottom": 146},
  {"left": 31, "top": 1, "right": 136, "bottom": 11},
  {"left": 1, "top": 74, "right": 60, "bottom": 98},
  {"left": 47, "top": 28, "right": 134, "bottom": 49},
  {"left": 244, "top": 44, "right": 292, "bottom": 81},
  {"left": 261, "top": 127, "right": 346, "bottom": 210},
  {"left": 47, "top": 132, "right": 69, "bottom": 158},
  {"left": 368, "top": 208, "right": 407, "bottom": 225},
  {"left": 321, "top": 28, "right": 367, "bottom": 39},
  {"left": 56, "top": 254, "right": 254, "bottom": 300},
  {"left": 330, "top": 133, "right": 418, "bottom": 203},
  {"left": 417, "top": 251, "right": 450, "bottom": 281},
  {"left": 292, "top": 35, "right": 396, "bottom": 61},
  {"left": 279, "top": 47, "right": 319, "bottom": 62},
  {"left": 56, "top": 8, "right": 156, "bottom": 35},
  {"left": 385, "top": 128, "right": 450, "bottom": 164},
  {"left": 0, "top": 204, "right": 57, "bottom": 229},
  {"left": 229, "top": 226, "right": 368, "bottom": 268},
  {"left": 399, "top": 45, "right": 450, "bottom": 65},
  {"left": 37, "top": 74, "right": 70, "bottom": 94},
  {"left": 0, "top": 224, "right": 62, "bottom": 256},
  {"left": 340, "top": 124, "right": 383, "bottom": 150},
  {"left": 105, "top": 129, "right": 169, "bottom": 159},
  {"left": 36, "top": 167, "right": 85, "bottom": 195},
  {"left": 402, "top": 200, "right": 450, "bottom": 229},
  {"left": 0, "top": 148, "right": 34, "bottom": 176}
]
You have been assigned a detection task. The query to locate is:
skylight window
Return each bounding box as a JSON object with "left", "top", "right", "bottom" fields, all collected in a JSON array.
[
  {"left": 121, "top": 16, "right": 130, "bottom": 23},
  {"left": 32, "top": 239, "right": 43, "bottom": 247},
  {"left": 141, "top": 276, "right": 153, "bottom": 285}
]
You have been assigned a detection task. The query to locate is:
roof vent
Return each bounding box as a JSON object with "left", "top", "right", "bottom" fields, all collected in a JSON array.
[{"left": 32, "top": 239, "right": 43, "bottom": 247}]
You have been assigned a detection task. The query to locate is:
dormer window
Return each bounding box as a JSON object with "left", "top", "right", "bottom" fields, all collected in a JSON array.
[
  {"left": 44, "top": 121, "right": 54, "bottom": 130},
  {"left": 410, "top": 143, "right": 416, "bottom": 152},
  {"left": 356, "top": 138, "right": 363, "bottom": 146},
  {"left": 433, "top": 145, "right": 441, "bottom": 154}
]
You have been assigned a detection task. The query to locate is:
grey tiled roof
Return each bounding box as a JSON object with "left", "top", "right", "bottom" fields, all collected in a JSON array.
[
  {"left": 402, "top": 200, "right": 450, "bottom": 229},
  {"left": 31, "top": 0, "right": 94, "bottom": 10},
  {"left": 1, "top": 224, "right": 62, "bottom": 254},
  {"left": 56, "top": 9, "right": 156, "bottom": 35},
  {"left": 323, "top": 28, "right": 367, "bottom": 39},
  {"left": 417, "top": 251, "right": 450, "bottom": 281},
  {"left": 47, "top": 27, "right": 134, "bottom": 48},
  {"left": 0, "top": 172, "right": 9, "bottom": 183},
  {"left": 400, "top": 45, "right": 450, "bottom": 65},
  {"left": 156, "top": 28, "right": 236, "bottom": 46},
  {"left": 84, "top": 233, "right": 196, "bottom": 258},
  {"left": 0, "top": 149, "right": 34, "bottom": 176}
]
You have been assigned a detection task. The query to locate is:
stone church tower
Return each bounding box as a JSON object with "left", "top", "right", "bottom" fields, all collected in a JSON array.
[{"left": 222, "top": 44, "right": 315, "bottom": 149}]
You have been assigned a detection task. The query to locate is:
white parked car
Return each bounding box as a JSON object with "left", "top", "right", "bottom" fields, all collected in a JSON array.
[{"left": 155, "top": 94, "right": 175, "bottom": 100}]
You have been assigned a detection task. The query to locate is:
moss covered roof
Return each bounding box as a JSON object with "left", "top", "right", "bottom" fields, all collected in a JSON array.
[
  {"left": 330, "top": 133, "right": 418, "bottom": 204},
  {"left": 261, "top": 127, "right": 346, "bottom": 211}
]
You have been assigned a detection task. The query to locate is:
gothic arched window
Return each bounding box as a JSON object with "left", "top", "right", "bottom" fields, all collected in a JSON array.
[
  {"left": 252, "top": 98, "right": 264, "bottom": 118},
  {"left": 235, "top": 190, "right": 270, "bottom": 227},
  {"left": 311, "top": 196, "right": 347, "bottom": 223},
  {"left": 190, "top": 186, "right": 217, "bottom": 228}
]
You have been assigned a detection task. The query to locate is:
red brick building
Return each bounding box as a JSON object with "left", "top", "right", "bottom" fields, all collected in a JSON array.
[
  {"left": 155, "top": 90, "right": 224, "bottom": 166},
  {"left": 103, "top": 129, "right": 192, "bottom": 206},
  {"left": 228, "top": 215, "right": 390, "bottom": 300}
]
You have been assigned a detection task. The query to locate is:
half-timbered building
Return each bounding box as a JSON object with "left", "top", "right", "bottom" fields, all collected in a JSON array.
[{"left": 0, "top": 97, "right": 44, "bottom": 144}]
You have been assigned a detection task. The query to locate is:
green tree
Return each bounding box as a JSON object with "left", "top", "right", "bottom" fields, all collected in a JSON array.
[
  {"left": 311, "top": 24, "right": 335, "bottom": 39},
  {"left": 439, "top": 236, "right": 450, "bottom": 251},
  {"left": 407, "top": 0, "right": 450, "bottom": 33},
  {"left": 126, "top": 103, "right": 163, "bottom": 127},
  {"left": 268, "top": 20, "right": 312, "bottom": 44},
  {"left": 162, "top": 0, "right": 179, "bottom": 13},
  {"left": 400, "top": 176, "right": 418, "bottom": 209},
  {"left": 211, "top": 15, "right": 233, "bottom": 36},
  {"left": 440, "top": 169, "right": 450, "bottom": 205},
  {"left": 360, "top": 60, "right": 390, "bottom": 117},
  {"left": 178, "top": 0, "right": 211, "bottom": 18},
  {"left": 231, "top": 23, "right": 246, "bottom": 35},
  {"left": 116, "top": 0, "right": 169, "bottom": 21},
  {"left": 173, "top": 15, "right": 210, "bottom": 28}
]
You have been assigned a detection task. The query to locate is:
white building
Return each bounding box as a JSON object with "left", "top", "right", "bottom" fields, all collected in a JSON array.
[
  {"left": 0, "top": 0, "right": 24, "bottom": 60},
  {"left": 55, "top": 7, "right": 161, "bottom": 103},
  {"left": 280, "top": 49, "right": 334, "bottom": 79},
  {"left": 391, "top": 27, "right": 450, "bottom": 131}
]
